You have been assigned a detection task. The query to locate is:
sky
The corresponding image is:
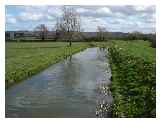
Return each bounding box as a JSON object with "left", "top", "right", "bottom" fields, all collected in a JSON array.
[{"left": 5, "top": 5, "right": 156, "bottom": 33}]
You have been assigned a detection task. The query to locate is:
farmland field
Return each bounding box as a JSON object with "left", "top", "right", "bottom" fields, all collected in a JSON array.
[{"left": 6, "top": 42, "right": 90, "bottom": 88}]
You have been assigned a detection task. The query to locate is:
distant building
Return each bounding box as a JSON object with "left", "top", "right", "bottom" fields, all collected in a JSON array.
[
  {"left": 5, "top": 31, "right": 15, "bottom": 40},
  {"left": 5, "top": 31, "right": 57, "bottom": 41}
]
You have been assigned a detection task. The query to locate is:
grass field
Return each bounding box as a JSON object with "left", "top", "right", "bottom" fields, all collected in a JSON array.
[
  {"left": 110, "top": 40, "right": 155, "bottom": 62},
  {"left": 108, "top": 40, "right": 156, "bottom": 117},
  {"left": 6, "top": 42, "right": 90, "bottom": 88}
]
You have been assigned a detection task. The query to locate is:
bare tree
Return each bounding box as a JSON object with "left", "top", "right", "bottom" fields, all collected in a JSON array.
[
  {"left": 55, "top": 6, "right": 81, "bottom": 46},
  {"left": 34, "top": 24, "right": 48, "bottom": 41},
  {"left": 97, "top": 26, "right": 107, "bottom": 41},
  {"left": 54, "top": 18, "right": 61, "bottom": 41}
]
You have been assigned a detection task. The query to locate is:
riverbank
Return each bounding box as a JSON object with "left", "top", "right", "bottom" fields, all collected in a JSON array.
[
  {"left": 108, "top": 40, "right": 156, "bottom": 117},
  {"left": 6, "top": 42, "right": 90, "bottom": 88}
]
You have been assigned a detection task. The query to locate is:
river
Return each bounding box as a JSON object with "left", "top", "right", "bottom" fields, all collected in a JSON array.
[{"left": 6, "top": 47, "right": 112, "bottom": 118}]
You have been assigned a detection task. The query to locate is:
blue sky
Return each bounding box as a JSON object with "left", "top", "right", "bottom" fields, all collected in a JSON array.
[{"left": 5, "top": 5, "right": 156, "bottom": 33}]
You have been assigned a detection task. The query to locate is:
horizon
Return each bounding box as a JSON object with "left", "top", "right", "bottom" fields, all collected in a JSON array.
[{"left": 5, "top": 30, "right": 155, "bottom": 34}]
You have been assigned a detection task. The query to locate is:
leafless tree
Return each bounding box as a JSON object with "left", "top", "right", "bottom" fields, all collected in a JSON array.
[
  {"left": 97, "top": 26, "right": 107, "bottom": 41},
  {"left": 34, "top": 24, "right": 48, "bottom": 41},
  {"left": 55, "top": 6, "right": 81, "bottom": 46}
]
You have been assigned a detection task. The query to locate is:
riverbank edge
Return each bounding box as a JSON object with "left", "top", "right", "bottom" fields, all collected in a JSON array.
[
  {"left": 6, "top": 44, "right": 91, "bottom": 89},
  {"left": 108, "top": 42, "right": 156, "bottom": 117}
]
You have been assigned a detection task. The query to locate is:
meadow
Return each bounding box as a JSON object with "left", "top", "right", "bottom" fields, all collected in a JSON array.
[
  {"left": 108, "top": 40, "right": 156, "bottom": 117},
  {"left": 6, "top": 42, "right": 90, "bottom": 88}
]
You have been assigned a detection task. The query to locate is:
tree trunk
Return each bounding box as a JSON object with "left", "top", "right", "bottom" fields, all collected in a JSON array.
[{"left": 69, "top": 41, "right": 72, "bottom": 46}]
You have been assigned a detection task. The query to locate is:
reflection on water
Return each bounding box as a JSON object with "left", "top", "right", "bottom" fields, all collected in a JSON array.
[{"left": 6, "top": 47, "right": 112, "bottom": 118}]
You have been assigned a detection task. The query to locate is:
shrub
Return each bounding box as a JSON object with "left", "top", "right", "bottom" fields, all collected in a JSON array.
[{"left": 109, "top": 45, "right": 156, "bottom": 117}]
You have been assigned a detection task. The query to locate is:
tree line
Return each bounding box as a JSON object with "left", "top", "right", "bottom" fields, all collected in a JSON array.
[{"left": 7, "top": 6, "right": 156, "bottom": 48}]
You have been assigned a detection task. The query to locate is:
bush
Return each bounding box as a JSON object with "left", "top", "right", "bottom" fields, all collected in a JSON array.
[{"left": 109, "top": 45, "right": 156, "bottom": 117}]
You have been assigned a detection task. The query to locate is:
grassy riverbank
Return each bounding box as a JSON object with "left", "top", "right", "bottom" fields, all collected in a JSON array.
[
  {"left": 6, "top": 42, "right": 90, "bottom": 88},
  {"left": 108, "top": 40, "right": 156, "bottom": 117}
]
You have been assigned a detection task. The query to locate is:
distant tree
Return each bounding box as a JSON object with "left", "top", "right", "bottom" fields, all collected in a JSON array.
[
  {"left": 54, "top": 18, "right": 61, "bottom": 41},
  {"left": 97, "top": 26, "right": 107, "bottom": 41},
  {"left": 34, "top": 24, "right": 48, "bottom": 41},
  {"left": 132, "top": 31, "right": 142, "bottom": 40},
  {"left": 151, "top": 35, "right": 156, "bottom": 48},
  {"left": 148, "top": 33, "right": 156, "bottom": 48},
  {"left": 55, "top": 6, "right": 81, "bottom": 46}
]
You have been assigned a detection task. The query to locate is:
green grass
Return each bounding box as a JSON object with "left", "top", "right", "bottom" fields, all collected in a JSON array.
[
  {"left": 111, "top": 40, "right": 155, "bottom": 62},
  {"left": 108, "top": 40, "right": 156, "bottom": 117},
  {"left": 6, "top": 42, "right": 90, "bottom": 88}
]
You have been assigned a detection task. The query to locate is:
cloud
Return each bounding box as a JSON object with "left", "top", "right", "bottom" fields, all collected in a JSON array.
[
  {"left": 97, "top": 7, "right": 111, "bottom": 14},
  {"left": 16, "top": 6, "right": 62, "bottom": 22},
  {"left": 134, "top": 6, "right": 149, "bottom": 11},
  {"left": 75, "top": 6, "right": 112, "bottom": 18},
  {"left": 19, "top": 12, "right": 44, "bottom": 21},
  {"left": 76, "top": 8, "right": 88, "bottom": 13},
  {"left": 5, "top": 5, "right": 156, "bottom": 33},
  {"left": 81, "top": 16, "right": 108, "bottom": 31},
  {"left": 6, "top": 14, "right": 17, "bottom": 24},
  {"left": 133, "top": 6, "right": 154, "bottom": 12}
]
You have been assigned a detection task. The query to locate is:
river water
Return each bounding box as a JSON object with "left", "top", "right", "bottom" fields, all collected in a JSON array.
[{"left": 6, "top": 47, "right": 112, "bottom": 118}]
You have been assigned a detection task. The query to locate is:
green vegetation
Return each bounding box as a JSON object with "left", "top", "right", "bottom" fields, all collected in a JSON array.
[
  {"left": 6, "top": 42, "right": 90, "bottom": 88},
  {"left": 108, "top": 40, "right": 156, "bottom": 117},
  {"left": 5, "top": 40, "right": 156, "bottom": 117}
]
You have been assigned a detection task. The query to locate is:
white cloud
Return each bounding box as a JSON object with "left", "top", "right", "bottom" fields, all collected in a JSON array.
[
  {"left": 97, "top": 7, "right": 111, "bottom": 14},
  {"left": 115, "top": 12, "right": 125, "bottom": 18},
  {"left": 76, "top": 8, "right": 88, "bottom": 13},
  {"left": 18, "top": 6, "right": 62, "bottom": 22},
  {"left": 19, "top": 12, "right": 44, "bottom": 21},
  {"left": 133, "top": 6, "right": 149, "bottom": 11},
  {"left": 81, "top": 16, "right": 108, "bottom": 31},
  {"left": 8, "top": 18, "right": 17, "bottom": 24},
  {"left": 47, "top": 7, "right": 62, "bottom": 17},
  {"left": 6, "top": 14, "right": 17, "bottom": 24}
]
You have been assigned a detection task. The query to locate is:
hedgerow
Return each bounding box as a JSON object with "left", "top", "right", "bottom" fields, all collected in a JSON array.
[{"left": 108, "top": 41, "right": 156, "bottom": 117}]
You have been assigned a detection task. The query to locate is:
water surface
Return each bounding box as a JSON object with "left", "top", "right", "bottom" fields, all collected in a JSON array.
[{"left": 6, "top": 47, "right": 112, "bottom": 118}]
